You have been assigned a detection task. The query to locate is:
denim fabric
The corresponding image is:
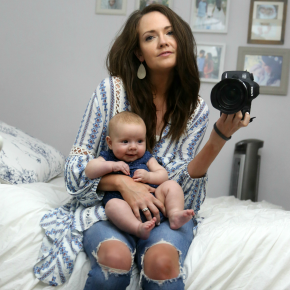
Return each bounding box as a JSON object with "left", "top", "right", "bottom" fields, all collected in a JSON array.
[
  {"left": 83, "top": 219, "right": 195, "bottom": 290},
  {"left": 83, "top": 220, "right": 135, "bottom": 290},
  {"left": 136, "top": 219, "right": 194, "bottom": 289}
]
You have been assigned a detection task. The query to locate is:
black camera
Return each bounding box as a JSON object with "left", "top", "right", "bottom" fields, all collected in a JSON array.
[{"left": 211, "top": 71, "right": 259, "bottom": 116}]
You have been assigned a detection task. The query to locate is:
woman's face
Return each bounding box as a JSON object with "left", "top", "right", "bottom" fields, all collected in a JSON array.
[
  {"left": 109, "top": 0, "right": 115, "bottom": 7},
  {"left": 136, "top": 12, "right": 177, "bottom": 74},
  {"left": 262, "top": 61, "right": 272, "bottom": 73}
]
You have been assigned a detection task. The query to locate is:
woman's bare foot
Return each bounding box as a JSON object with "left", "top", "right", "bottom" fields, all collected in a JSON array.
[
  {"left": 137, "top": 217, "right": 157, "bottom": 239},
  {"left": 169, "top": 209, "right": 195, "bottom": 230}
]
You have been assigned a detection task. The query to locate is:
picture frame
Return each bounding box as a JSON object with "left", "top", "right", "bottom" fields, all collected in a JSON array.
[
  {"left": 247, "top": 0, "right": 288, "bottom": 45},
  {"left": 237, "top": 46, "right": 290, "bottom": 95},
  {"left": 135, "top": 0, "right": 173, "bottom": 10},
  {"left": 190, "top": 0, "right": 230, "bottom": 33},
  {"left": 95, "top": 0, "right": 127, "bottom": 15},
  {"left": 196, "top": 42, "right": 226, "bottom": 83}
]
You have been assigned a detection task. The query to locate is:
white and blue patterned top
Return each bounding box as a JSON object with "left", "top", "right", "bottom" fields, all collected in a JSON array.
[{"left": 33, "top": 76, "right": 209, "bottom": 286}]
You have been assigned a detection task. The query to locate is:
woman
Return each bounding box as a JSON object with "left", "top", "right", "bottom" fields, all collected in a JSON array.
[
  {"left": 196, "top": 0, "right": 208, "bottom": 29},
  {"left": 260, "top": 55, "right": 282, "bottom": 86},
  {"left": 204, "top": 52, "right": 214, "bottom": 78},
  {"left": 34, "top": 4, "right": 250, "bottom": 289}
]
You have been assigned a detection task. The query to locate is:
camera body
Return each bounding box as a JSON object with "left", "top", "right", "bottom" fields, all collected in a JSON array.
[{"left": 211, "top": 71, "right": 259, "bottom": 116}]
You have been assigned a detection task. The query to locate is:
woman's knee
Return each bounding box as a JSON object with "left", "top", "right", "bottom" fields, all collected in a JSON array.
[
  {"left": 97, "top": 240, "right": 132, "bottom": 271},
  {"left": 143, "top": 243, "right": 180, "bottom": 280}
]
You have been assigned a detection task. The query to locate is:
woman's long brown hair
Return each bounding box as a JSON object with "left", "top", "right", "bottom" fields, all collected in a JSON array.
[{"left": 106, "top": 4, "right": 200, "bottom": 152}]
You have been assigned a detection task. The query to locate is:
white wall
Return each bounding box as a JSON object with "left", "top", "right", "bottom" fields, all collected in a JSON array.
[{"left": 1, "top": 0, "right": 289, "bottom": 209}]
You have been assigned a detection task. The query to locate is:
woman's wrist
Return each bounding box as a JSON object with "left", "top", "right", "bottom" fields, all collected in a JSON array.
[
  {"left": 98, "top": 174, "right": 129, "bottom": 191},
  {"left": 209, "top": 127, "right": 227, "bottom": 150},
  {"left": 213, "top": 122, "right": 231, "bottom": 141},
  {"left": 116, "top": 174, "right": 132, "bottom": 193}
]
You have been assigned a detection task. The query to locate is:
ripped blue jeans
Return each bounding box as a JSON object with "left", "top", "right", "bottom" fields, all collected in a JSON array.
[{"left": 83, "top": 218, "right": 195, "bottom": 290}]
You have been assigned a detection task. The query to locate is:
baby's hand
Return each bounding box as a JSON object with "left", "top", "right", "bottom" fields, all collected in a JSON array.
[
  {"left": 112, "top": 161, "right": 130, "bottom": 175},
  {"left": 133, "top": 169, "right": 149, "bottom": 183}
]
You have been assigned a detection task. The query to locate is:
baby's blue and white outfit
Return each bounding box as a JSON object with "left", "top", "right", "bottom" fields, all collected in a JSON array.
[{"left": 100, "top": 149, "right": 165, "bottom": 223}]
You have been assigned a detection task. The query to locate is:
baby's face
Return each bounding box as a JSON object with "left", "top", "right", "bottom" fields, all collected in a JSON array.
[{"left": 108, "top": 122, "right": 147, "bottom": 163}]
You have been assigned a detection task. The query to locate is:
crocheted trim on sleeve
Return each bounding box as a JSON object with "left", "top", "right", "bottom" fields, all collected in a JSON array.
[
  {"left": 113, "top": 76, "right": 123, "bottom": 115},
  {"left": 69, "top": 145, "right": 96, "bottom": 157}
]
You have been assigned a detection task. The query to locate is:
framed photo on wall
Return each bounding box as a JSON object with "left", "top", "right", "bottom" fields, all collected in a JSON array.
[
  {"left": 190, "top": 0, "right": 230, "bottom": 33},
  {"left": 135, "top": 0, "right": 173, "bottom": 10},
  {"left": 95, "top": 0, "right": 127, "bottom": 15},
  {"left": 196, "top": 43, "right": 226, "bottom": 83},
  {"left": 247, "top": 0, "right": 288, "bottom": 44},
  {"left": 237, "top": 47, "right": 290, "bottom": 95}
]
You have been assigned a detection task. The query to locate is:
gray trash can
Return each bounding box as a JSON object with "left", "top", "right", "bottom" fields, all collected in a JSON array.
[{"left": 229, "top": 139, "right": 264, "bottom": 201}]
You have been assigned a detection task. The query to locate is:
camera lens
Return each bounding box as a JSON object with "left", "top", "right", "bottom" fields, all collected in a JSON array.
[
  {"left": 219, "top": 84, "right": 243, "bottom": 107},
  {"left": 211, "top": 77, "right": 248, "bottom": 114},
  {"left": 211, "top": 71, "right": 259, "bottom": 115}
]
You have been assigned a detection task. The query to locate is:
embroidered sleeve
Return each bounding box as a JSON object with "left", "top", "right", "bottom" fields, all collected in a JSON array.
[
  {"left": 64, "top": 78, "right": 112, "bottom": 207},
  {"left": 167, "top": 99, "right": 209, "bottom": 213}
]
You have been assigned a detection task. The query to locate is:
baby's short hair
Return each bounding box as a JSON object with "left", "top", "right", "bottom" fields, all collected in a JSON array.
[{"left": 108, "top": 111, "right": 145, "bottom": 136}]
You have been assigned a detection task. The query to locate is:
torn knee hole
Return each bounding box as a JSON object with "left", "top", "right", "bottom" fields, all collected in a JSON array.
[
  {"left": 140, "top": 240, "right": 185, "bottom": 284},
  {"left": 91, "top": 237, "right": 135, "bottom": 278}
]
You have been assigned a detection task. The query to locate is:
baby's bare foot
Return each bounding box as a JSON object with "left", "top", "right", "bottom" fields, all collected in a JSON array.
[
  {"left": 169, "top": 209, "right": 195, "bottom": 230},
  {"left": 137, "top": 217, "right": 157, "bottom": 240}
]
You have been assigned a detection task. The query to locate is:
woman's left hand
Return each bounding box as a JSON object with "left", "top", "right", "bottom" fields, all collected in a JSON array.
[{"left": 215, "top": 111, "right": 251, "bottom": 139}]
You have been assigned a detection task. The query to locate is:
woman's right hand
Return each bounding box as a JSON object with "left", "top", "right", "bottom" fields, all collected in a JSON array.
[
  {"left": 98, "top": 174, "right": 166, "bottom": 225},
  {"left": 119, "top": 176, "right": 166, "bottom": 225}
]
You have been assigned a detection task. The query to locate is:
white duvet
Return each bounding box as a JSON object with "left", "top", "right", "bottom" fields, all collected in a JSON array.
[{"left": 1, "top": 176, "right": 290, "bottom": 290}]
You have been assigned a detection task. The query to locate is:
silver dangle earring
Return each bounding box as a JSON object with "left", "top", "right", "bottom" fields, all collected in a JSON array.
[{"left": 137, "top": 62, "right": 146, "bottom": 79}]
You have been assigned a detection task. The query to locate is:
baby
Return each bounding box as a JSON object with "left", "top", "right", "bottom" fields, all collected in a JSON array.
[{"left": 85, "top": 111, "right": 194, "bottom": 239}]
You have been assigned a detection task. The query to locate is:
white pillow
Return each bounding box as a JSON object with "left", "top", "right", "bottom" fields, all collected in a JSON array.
[{"left": 0, "top": 121, "right": 66, "bottom": 184}]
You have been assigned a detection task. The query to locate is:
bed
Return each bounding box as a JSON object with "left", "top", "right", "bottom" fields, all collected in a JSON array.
[{"left": 1, "top": 120, "right": 290, "bottom": 290}]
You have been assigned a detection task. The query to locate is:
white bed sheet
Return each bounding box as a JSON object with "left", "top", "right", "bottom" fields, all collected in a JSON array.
[
  {"left": 185, "top": 197, "right": 290, "bottom": 290},
  {"left": 0, "top": 176, "right": 289, "bottom": 290}
]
